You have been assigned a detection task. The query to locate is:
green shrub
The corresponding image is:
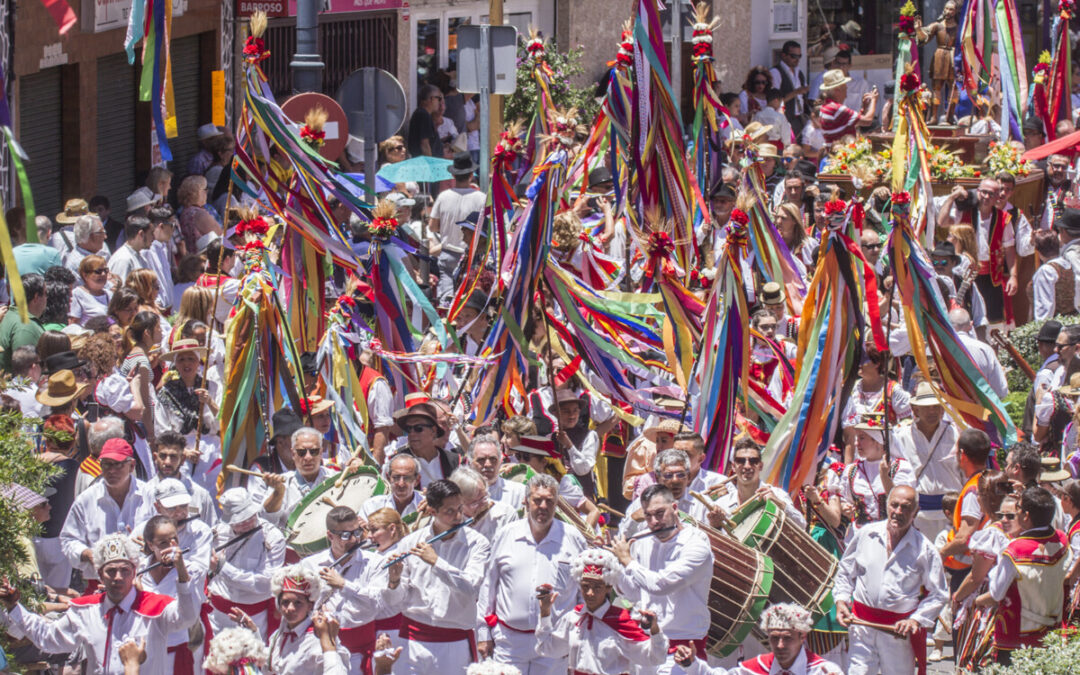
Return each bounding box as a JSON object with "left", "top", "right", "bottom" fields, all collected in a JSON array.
[
  {"left": 983, "top": 627, "right": 1080, "bottom": 674},
  {"left": 504, "top": 43, "right": 600, "bottom": 127},
  {"left": 999, "top": 315, "right": 1080, "bottom": 392}
]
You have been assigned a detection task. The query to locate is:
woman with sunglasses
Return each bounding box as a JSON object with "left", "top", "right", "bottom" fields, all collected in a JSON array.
[
  {"left": 951, "top": 472, "right": 1017, "bottom": 619},
  {"left": 738, "top": 66, "right": 772, "bottom": 125},
  {"left": 69, "top": 254, "right": 112, "bottom": 325}
]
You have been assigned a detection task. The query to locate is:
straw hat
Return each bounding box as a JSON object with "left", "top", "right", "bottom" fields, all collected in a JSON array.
[
  {"left": 819, "top": 69, "right": 853, "bottom": 92},
  {"left": 761, "top": 282, "right": 785, "bottom": 306},
  {"left": 56, "top": 198, "right": 89, "bottom": 225},
  {"left": 35, "top": 370, "right": 89, "bottom": 408},
  {"left": 548, "top": 389, "right": 588, "bottom": 415},
  {"left": 392, "top": 395, "right": 444, "bottom": 437},
  {"left": 1058, "top": 372, "right": 1080, "bottom": 397},
  {"left": 512, "top": 435, "right": 558, "bottom": 457},
  {"left": 910, "top": 381, "right": 942, "bottom": 407},
  {"left": 297, "top": 395, "right": 334, "bottom": 417},
  {"left": 757, "top": 142, "right": 781, "bottom": 160},
  {"left": 642, "top": 418, "right": 688, "bottom": 443},
  {"left": 161, "top": 338, "right": 208, "bottom": 362},
  {"left": 1040, "top": 457, "right": 1071, "bottom": 483}
]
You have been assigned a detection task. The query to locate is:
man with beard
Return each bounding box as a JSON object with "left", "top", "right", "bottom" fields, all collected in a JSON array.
[{"left": 477, "top": 474, "right": 588, "bottom": 672}]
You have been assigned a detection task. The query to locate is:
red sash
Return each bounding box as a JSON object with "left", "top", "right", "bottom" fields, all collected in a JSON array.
[
  {"left": 852, "top": 601, "right": 927, "bottom": 675},
  {"left": 167, "top": 643, "right": 195, "bottom": 675},
  {"left": 975, "top": 208, "right": 1014, "bottom": 324},
  {"left": 339, "top": 623, "right": 376, "bottom": 675},
  {"left": 374, "top": 614, "right": 402, "bottom": 632},
  {"left": 484, "top": 614, "right": 534, "bottom": 633},
  {"left": 399, "top": 616, "right": 478, "bottom": 660},
  {"left": 668, "top": 638, "right": 707, "bottom": 659},
  {"left": 573, "top": 603, "right": 650, "bottom": 642},
  {"left": 738, "top": 650, "right": 831, "bottom": 674},
  {"left": 209, "top": 594, "right": 280, "bottom": 635}
]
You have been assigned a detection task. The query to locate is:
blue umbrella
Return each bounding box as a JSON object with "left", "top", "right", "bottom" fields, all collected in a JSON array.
[
  {"left": 342, "top": 172, "right": 396, "bottom": 194},
  {"left": 377, "top": 156, "right": 454, "bottom": 183}
]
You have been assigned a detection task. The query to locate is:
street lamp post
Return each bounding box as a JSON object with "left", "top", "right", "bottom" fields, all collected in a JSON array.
[{"left": 290, "top": 0, "right": 325, "bottom": 92}]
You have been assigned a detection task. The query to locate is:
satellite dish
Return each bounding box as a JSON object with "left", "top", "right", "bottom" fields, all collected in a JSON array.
[{"left": 336, "top": 68, "right": 407, "bottom": 145}]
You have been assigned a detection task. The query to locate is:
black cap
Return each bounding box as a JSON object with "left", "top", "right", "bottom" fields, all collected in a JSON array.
[
  {"left": 448, "top": 151, "right": 478, "bottom": 176},
  {"left": 794, "top": 159, "right": 819, "bottom": 178},
  {"left": 465, "top": 290, "right": 489, "bottom": 314},
  {"left": 930, "top": 241, "right": 959, "bottom": 261},
  {"left": 43, "top": 351, "right": 86, "bottom": 375},
  {"left": 299, "top": 352, "right": 318, "bottom": 377},
  {"left": 458, "top": 210, "right": 482, "bottom": 232},
  {"left": 588, "top": 166, "right": 613, "bottom": 187},
  {"left": 1060, "top": 208, "right": 1080, "bottom": 237},
  {"left": 272, "top": 408, "right": 303, "bottom": 440},
  {"left": 1038, "top": 319, "right": 1064, "bottom": 344},
  {"left": 709, "top": 180, "right": 737, "bottom": 200},
  {"left": 1022, "top": 117, "right": 1044, "bottom": 135}
]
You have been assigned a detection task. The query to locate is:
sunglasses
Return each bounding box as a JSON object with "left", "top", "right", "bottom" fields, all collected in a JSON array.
[
  {"left": 330, "top": 527, "right": 363, "bottom": 540},
  {"left": 863, "top": 243, "right": 882, "bottom": 250},
  {"left": 89, "top": 268, "right": 108, "bottom": 275},
  {"left": 660, "top": 471, "right": 688, "bottom": 481},
  {"left": 754, "top": 79, "right": 769, "bottom": 85},
  {"left": 733, "top": 457, "right": 761, "bottom": 466},
  {"left": 997, "top": 512, "right": 1018, "bottom": 520},
  {"left": 932, "top": 259, "right": 950, "bottom": 267},
  {"left": 403, "top": 423, "right": 434, "bottom": 433},
  {"left": 293, "top": 447, "right": 321, "bottom": 458}
]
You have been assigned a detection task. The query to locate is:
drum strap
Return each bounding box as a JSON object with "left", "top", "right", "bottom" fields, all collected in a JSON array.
[{"left": 852, "top": 601, "right": 927, "bottom": 675}]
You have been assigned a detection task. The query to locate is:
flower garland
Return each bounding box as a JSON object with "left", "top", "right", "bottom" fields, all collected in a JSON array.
[
  {"left": 299, "top": 125, "right": 325, "bottom": 148},
  {"left": 243, "top": 12, "right": 270, "bottom": 65},
  {"left": 235, "top": 215, "right": 270, "bottom": 238},
  {"left": 689, "top": 4, "right": 720, "bottom": 61},
  {"left": 368, "top": 199, "right": 399, "bottom": 238},
  {"left": 897, "top": 1, "right": 918, "bottom": 37},
  {"left": 984, "top": 141, "right": 1031, "bottom": 177}
]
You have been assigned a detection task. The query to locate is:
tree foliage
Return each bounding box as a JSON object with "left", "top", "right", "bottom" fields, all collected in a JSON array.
[
  {"left": 504, "top": 42, "right": 600, "bottom": 127},
  {"left": 983, "top": 628, "right": 1080, "bottom": 675}
]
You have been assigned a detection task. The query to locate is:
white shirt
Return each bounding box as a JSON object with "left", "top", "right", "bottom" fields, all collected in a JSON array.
[
  {"left": 207, "top": 520, "right": 287, "bottom": 604},
  {"left": 988, "top": 527, "right": 1072, "bottom": 607},
  {"left": 833, "top": 520, "right": 949, "bottom": 628},
  {"left": 841, "top": 380, "right": 913, "bottom": 427},
  {"left": 489, "top": 476, "right": 526, "bottom": 509},
  {"left": 770, "top": 62, "right": 806, "bottom": 116},
  {"left": 470, "top": 499, "right": 520, "bottom": 542},
  {"left": 60, "top": 477, "right": 154, "bottom": 579},
  {"left": 266, "top": 467, "right": 337, "bottom": 526},
  {"left": 144, "top": 240, "right": 175, "bottom": 311},
  {"left": 398, "top": 522, "right": 491, "bottom": 630},
  {"left": 958, "top": 332, "right": 1009, "bottom": 398},
  {"left": 617, "top": 524, "right": 713, "bottom": 640},
  {"left": 726, "top": 649, "right": 845, "bottom": 675},
  {"left": 753, "top": 106, "right": 793, "bottom": 145},
  {"left": 69, "top": 286, "right": 111, "bottom": 323},
  {"left": 7, "top": 583, "right": 197, "bottom": 675},
  {"left": 140, "top": 563, "right": 207, "bottom": 647},
  {"left": 973, "top": 209, "right": 1015, "bottom": 263},
  {"left": 143, "top": 473, "right": 219, "bottom": 527},
  {"left": 268, "top": 616, "right": 351, "bottom": 675},
  {"left": 360, "top": 490, "right": 423, "bottom": 521},
  {"left": 890, "top": 419, "right": 963, "bottom": 497},
  {"left": 429, "top": 187, "right": 487, "bottom": 253},
  {"left": 63, "top": 244, "right": 110, "bottom": 275},
  {"left": 478, "top": 518, "right": 587, "bottom": 639},
  {"left": 106, "top": 243, "right": 147, "bottom": 284},
  {"left": 618, "top": 492, "right": 713, "bottom": 539},
  {"left": 1033, "top": 256, "right": 1079, "bottom": 320},
  {"left": 367, "top": 377, "right": 394, "bottom": 429},
  {"left": 304, "top": 546, "right": 405, "bottom": 628},
  {"left": 713, "top": 483, "right": 807, "bottom": 528},
  {"left": 535, "top": 600, "right": 668, "bottom": 674}
]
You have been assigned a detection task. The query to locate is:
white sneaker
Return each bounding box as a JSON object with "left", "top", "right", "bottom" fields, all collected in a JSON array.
[{"left": 928, "top": 647, "right": 944, "bottom": 662}]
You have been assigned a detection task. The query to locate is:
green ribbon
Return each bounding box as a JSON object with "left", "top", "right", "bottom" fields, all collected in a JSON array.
[
  {"left": 892, "top": 37, "right": 911, "bottom": 133},
  {"left": 4, "top": 129, "right": 36, "bottom": 243}
]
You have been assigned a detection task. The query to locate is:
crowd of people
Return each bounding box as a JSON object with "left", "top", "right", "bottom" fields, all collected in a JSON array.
[{"left": 6, "top": 7, "right": 1080, "bottom": 675}]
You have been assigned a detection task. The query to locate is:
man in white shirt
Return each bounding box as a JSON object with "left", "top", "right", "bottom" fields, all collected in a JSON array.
[
  {"left": 63, "top": 213, "right": 110, "bottom": 275},
  {"left": 395, "top": 479, "right": 491, "bottom": 674},
  {"left": 145, "top": 429, "right": 218, "bottom": 526},
  {"left": 478, "top": 473, "right": 588, "bottom": 672},
  {"left": 60, "top": 438, "right": 153, "bottom": 587},
  {"left": 107, "top": 215, "right": 151, "bottom": 285},
  {"left": 769, "top": 40, "right": 809, "bottom": 137},
  {"left": 145, "top": 207, "right": 177, "bottom": 312},
  {"left": 890, "top": 382, "right": 963, "bottom": 542},
  {"left": 206, "top": 487, "right": 287, "bottom": 637},
  {"left": 610, "top": 483, "right": 714, "bottom": 673},
  {"left": 306, "top": 505, "right": 405, "bottom": 673},
  {"left": 712, "top": 438, "right": 806, "bottom": 527},
  {"left": 835, "top": 485, "right": 949, "bottom": 675},
  {"left": 361, "top": 453, "right": 425, "bottom": 522},
  {"left": 266, "top": 565, "right": 351, "bottom": 674},
  {"left": 450, "top": 466, "right": 519, "bottom": 542},
  {"left": 948, "top": 308, "right": 1009, "bottom": 398},
  {"left": 619, "top": 448, "right": 713, "bottom": 539},
  {"left": 469, "top": 434, "right": 526, "bottom": 508},
  {"left": 429, "top": 153, "right": 486, "bottom": 305},
  {"left": 264, "top": 426, "right": 339, "bottom": 527},
  {"left": 675, "top": 431, "right": 728, "bottom": 496},
  {"left": 1, "top": 533, "right": 198, "bottom": 675}
]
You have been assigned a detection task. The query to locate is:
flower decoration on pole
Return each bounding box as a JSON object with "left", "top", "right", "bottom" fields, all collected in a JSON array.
[
  {"left": 689, "top": 2, "right": 720, "bottom": 61},
  {"left": 523, "top": 27, "right": 554, "bottom": 79},
  {"left": 299, "top": 106, "right": 328, "bottom": 149},
  {"left": 493, "top": 120, "right": 524, "bottom": 163},
  {"left": 243, "top": 11, "right": 271, "bottom": 65},
  {"left": 612, "top": 20, "right": 634, "bottom": 69},
  {"left": 542, "top": 107, "right": 585, "bottom": 150},
  {"left": 1033, "top": 50, "right": 1052, "bottom": 84},
  {"left": 897, "top": 1, "right": 918, "bottom": 38},
  {"left": 368, "top": 199, "right": 399, "bottom": 239}
]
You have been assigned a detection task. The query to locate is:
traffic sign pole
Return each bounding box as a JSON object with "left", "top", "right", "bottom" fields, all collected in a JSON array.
[
  {"left": 362, "top": 67, "right": 378, "bottom": 200},
  {"left": 479, "top": 25, "right": 491, "bottom": 193},
  {"left": 290, "top": 0, "right": 324, "bottom": 93}
]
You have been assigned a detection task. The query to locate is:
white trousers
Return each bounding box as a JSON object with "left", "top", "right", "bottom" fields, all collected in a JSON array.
[
  {"left": 397, "top": 637, "right": 473, "bottom": 675},
  {"left": 915, "top": 511, "right": 950, "bottom": 545},
  {"left": 33, "top": 536, "right": 71, "bottom": 589},
  {"left": 847, "top": 624, "right": 916, "bottom": 675},
  {"left": 493, "top": 624, "right": 565, "bottom": 675}
]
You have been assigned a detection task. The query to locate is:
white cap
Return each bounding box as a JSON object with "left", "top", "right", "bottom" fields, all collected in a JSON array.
[
  {"left": 386, "top": 191, "right": 416, "bottom": 208},
  {"left": 198, "top": 124, "right": 224, "bottom": 141},
  {"left": 154, "top": 477, "right": 192, "bottom": 509},
  {"left": 221, "top": 487, "right": 261, "bottom": 526}
]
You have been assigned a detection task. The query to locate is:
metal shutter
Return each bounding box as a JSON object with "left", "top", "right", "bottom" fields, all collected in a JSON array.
[
  {"left": 96, "top": 53, "right": 137, "bottom": 219},
  {"left": 169, "top": 35, "right": 202, "bottom": 179},
  {"left": 18, "top": 68, "right": 63, "bottom": 218}
]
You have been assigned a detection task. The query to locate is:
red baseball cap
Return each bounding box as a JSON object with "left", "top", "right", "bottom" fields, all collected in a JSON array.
[{"left": 99, "top": 438, "right": 134, "bottom": 462}]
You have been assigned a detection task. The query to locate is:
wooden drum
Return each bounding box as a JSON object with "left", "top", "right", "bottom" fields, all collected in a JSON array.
[
  {"left": 286, "top": 466, "right": 384, "bottom": 555},
  {"left": 728, "top": 497, "right": 837, "bottom": 619},
  {"left": 691, "top": 520, "right": 775, "bottom": 657}
]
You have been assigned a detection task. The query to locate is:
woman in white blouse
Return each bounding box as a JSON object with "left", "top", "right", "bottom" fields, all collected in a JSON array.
[{"left": 68, "top": 255, "right": 112, "bottom": 325}]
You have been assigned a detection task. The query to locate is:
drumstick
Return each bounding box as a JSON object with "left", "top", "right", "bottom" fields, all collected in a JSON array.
[
  {"left": 226, "top": 465, "right": 265, "bottom": 478},
  {"left": 848, "top": 617, "right": 902, "bottom": 633},
  {"left": 597, "top": 503, "right": 625, "bottom": 518},
  {"left": 321, "top": 496, "right": 338, "bottom": 508}
]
